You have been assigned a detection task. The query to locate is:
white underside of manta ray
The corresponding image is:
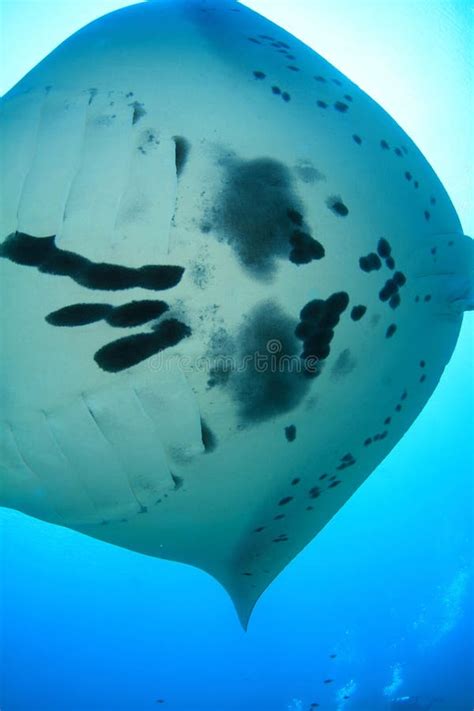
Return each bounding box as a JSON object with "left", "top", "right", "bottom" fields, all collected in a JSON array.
[{"left": 0, "top": 0, "right": 472, "bottom": 628}]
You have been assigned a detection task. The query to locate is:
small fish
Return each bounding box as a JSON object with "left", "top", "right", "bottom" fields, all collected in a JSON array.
[
  {"left": 323, "top": 678, "right": 334, "bottom": 684},
  {"left": 156, "top": 701, "right": 165, "bottom": 705},
  {"left": 343, "top": 696, "right": 350, "bottom": 700},
  {"left": 329, "top": 653, "right": 337, "bottom": 659}
]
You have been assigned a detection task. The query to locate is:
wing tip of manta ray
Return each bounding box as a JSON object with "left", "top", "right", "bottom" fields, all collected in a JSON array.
[
  {"left": 222, "top": 582, "right": 267, "bottom": 632},
  {"left": 235, "top": 599, "right": 257, "bottom": 632}
]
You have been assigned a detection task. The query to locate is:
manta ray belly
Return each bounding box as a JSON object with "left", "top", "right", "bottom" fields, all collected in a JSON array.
[{"left": 0, "top": 0, "right": 472, "bottom": 627}]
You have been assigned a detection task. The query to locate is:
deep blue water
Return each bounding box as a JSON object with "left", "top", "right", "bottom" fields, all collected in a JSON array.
[{"left": 1, "top": 317, "right": 472, "bottom": 710}]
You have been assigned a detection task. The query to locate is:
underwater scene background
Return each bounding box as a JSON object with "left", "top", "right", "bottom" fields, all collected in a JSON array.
[{"left": 0, "top": 1, "right": 472, "bottom": 710}]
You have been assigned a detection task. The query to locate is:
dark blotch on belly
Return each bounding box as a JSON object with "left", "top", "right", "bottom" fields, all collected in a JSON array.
[
  {"left": 210, "top": 157, "right": 309, "bottom": 280},
  {"left": 94, "top": 319, "right": 191, "bottom": 372},
  {"left": 0, "top": 232, "right": 184, "bottom": 291}
]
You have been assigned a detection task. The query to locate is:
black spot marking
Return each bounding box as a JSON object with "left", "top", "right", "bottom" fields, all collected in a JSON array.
[
  {"left": 282, "top": 92, "right": 291, "bottom": 102},
  {"left": 94, "top": 319, "right": 190, "bottom": 372},
  {"left": 353, "top": 134, "right": 362, "bottom": 145},
  {"left": 0, "top": 232, "right": 184, "bottom": 291},
  {"left": 386, "top": 323, "right": 397, "bottom": 339},
  {"left": 272, "top": 86, "right": 281, "bottom": 95},
  {"left": 351, "top": 305, "right": 366, "bottom": 321},
  {"left": 273, "top": 534, "right": 289, "bottom": 543},
  {"left": 359, "top": 253, "right": 382, "bottom": 272},
  {"left": 131, "top": 101, "right": 146, "bottom": 124},
  {"left": 334, "top": 101, "right": 349, "bottom": 112},
  {"left": 424, "top": 294, "right": 432, "bottom": 302},
  {"left": 242, "top": 572, "right": 252, "bottom": 576},
  {"left": 420, "top": 374, "right": 427, "bottom": 383},
  {"left": 200, "top": 419, "right": 217, "bottom": 453},
  {"left": 394, "top": 148, "right": 403, "bottom": 157},
  {"left": 430, "top": 197, "right": 437, "bottom": 205},
  {"left": 389, "top": 293, "right": 401, "bottom": 309},
  {"left": 380, "top": 140, "right": 390, "bottom": 150},
  {"left": 332, "top": 78, "right": 342, "bottom": 86},
  {"left": 384, "top": 417, "right": 391, "bottom": 425},
  {"left": 309, "top": 487, "right": 321, "bottom": 499},
  {"left": 287, "top": 66, "right": 299, "bottom": 72},
  {"left": 395, "top": 404, "right": 402, "bottom": 412},
  {"left": 278, "top": 496, "right": 293, "bottom": 506},
  {"left": 254, "top": 527, "right": 265, "bottom": 533},
  {"left": 344, "top": 94, "right": 353, "bottom": 102},
  {"left": 274, "top": 514, "right": 285, "bottom": 520},
  {"left": 106, "top": 300, "right": 169, "bottom": 327},
  {"left": 327, "top": 197, "right": 349, "bottom": 217},
  {"left": 291, "top": 477, "right": 300, "bottom": 486},
  {"left": 230, "top": 302, "right": 310, "bottom": 422},
  {"left": 171, "top": 473, "right": 183, "bottom": 490},
  {"left": 393, "top": 272, "right": 406, "bottom": 287},
  {"left": 405, "top": 171, "right": 412, "bottom": 181},
  {"left": 248, "top": 37, "right": 262, "bottom": 44},
  {"left": 287, "top": 208, "right": 303, "bottom": 226},
  {"left": 297, "top": 292, "right": 349, "bottom": 377},
  {"left": 289, "top": 230, "right": 325, "bottom": 264},
  {"left": 364, "top": 437, "right": 372, "bottom": 446},
  {"left": 420, "top": 360, "right": 426, "bottom": 368},
  {"left": 253, "top": 70, "right": 266, "bottom": 79},
  {"left": 314, "top": 75, "right": 326, "bottom": 82},
  {"left": 379, "top": 279, "right": 398, "bottom": 302},
  {"left": 285, "top": 425, "right": 296, "bottom": 442},
  {"left": 414, "top": 180, "right": 419, "bottom": 189},
  {"left": 173, "top": 136, "right": 190, "bottom": 177},
  {"left": 319, "top": 473, "right": 328, "bottom": 480},
  {"left": 1, "top": 232, "right": 55, "bottom": 266},
  {"left": 213, "top": 158, "right": 311, "bottom": 279},
  {"left": 46, "top": 303, "right": 112, "bottom": 327},
  {"left": 337, "top": 452, "right": 356, "bottom": 470},
  {"left": 317, "top": 100, "right": 328, "bottom": 109},
  {"left": 377, "top": 238, "right": 391, "bottom": 258},
  {"left": 424, "top": 210, "right": 431, "bottom": 221},
  {"left": 385, "top": 256, "right": 395, "bottom": 270},
  {"left": 329, "top": 480, "right": 341, "bottom": 487}
]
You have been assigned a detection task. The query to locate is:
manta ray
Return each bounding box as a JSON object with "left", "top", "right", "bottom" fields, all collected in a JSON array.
[{"left": 0, "top": 0, "right": 472, "bottom": 628}]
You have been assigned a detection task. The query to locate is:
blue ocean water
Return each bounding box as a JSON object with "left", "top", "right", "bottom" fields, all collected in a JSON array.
[
  {"left": 0, "top": 2, "right": 473, "bottom": 710},
  {"left": 1, "top": 317, "right": 472, "bottom": 711}
]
